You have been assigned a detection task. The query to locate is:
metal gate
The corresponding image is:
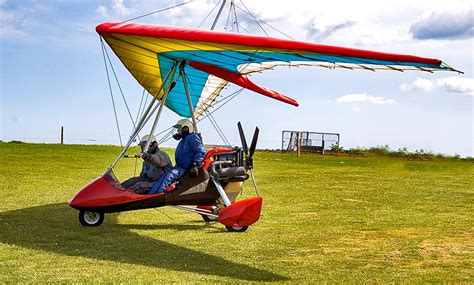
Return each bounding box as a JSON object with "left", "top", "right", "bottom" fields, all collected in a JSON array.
[{"left": 282, "top": 131, "right": 340, "bottom": 154}]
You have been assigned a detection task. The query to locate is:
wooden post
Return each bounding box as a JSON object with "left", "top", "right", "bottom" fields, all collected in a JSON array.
[
  {"left": 296, "top": 131, "right": 301, "bottom": 157},
  {"left": 322, "top": 133, "right": 325, "bottom": 155},
  {"left": 60, "top": 126, "right": 64, "bottom": 144}
]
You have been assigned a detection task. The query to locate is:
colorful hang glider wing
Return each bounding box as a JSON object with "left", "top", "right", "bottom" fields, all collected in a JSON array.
[{"left": 96, "top": 22, "right": 460, "bottom": 118}]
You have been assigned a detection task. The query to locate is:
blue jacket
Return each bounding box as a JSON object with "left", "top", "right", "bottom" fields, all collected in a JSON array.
[{"left": 175, "top": 132, "right": 205, "bottom": 169}]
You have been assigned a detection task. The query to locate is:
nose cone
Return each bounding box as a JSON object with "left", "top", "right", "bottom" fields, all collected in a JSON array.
[
  {"left": 68, "top": 177, "right": 112, "bottom": 208},
  {"left": 69, "top": 175, "right": 152, "bottom": 210}
]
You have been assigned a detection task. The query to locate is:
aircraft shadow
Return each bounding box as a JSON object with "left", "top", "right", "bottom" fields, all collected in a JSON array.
[{"left": 0, "top": 203, "right": 287, "bottom": 282}]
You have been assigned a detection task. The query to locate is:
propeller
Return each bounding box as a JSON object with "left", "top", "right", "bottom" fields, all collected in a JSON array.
[
  {"left": 249, "top": 127, "right": 259, "bottom": 158},
  {"left": 237, "top": 122, "right": 259, "bottom": 170},
  {"left": 237, "top": 121, "right": 248, "bottom": 156},
  {"left": 237, "top": 121, "right": 260, "bottom": 196}
]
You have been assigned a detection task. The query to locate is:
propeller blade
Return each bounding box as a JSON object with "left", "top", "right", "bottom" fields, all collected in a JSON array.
[
  {"left": 237, "top": 122, "right": 249, "bottom": 155},
  {"left": 249, "top": 127, "right": 259, "bottom": 158}
]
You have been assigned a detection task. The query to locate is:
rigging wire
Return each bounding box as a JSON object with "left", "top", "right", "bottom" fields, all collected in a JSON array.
[
  {"left": 184, "top": 71, "right": 231, "bottom": 145},
  {"left": 139, "top": 92, "right": 150, "bottom": 127},
  {"left": 231, "top": 1, "right": 239, "bottom": 33},
  {"left": 158, "top": 128, "right": 176, "bottom": 145},
  {"left": 206, "top": 110, "right": 230, "bottom": 146},
  {"left": 133, "top": 89, "right": 147, "bottom": 141},
  {"left": 103, "top": 45, "right": 137, "bottom": 128},
  {"left": 134, "top": 89, "right": 146, "bottom": 128},
  {"left": 122, "top": 1, "right": 193, "bottom": 23},
  {"left": 235, "top": 1, "right": 267, "bottom": 36},
  {"left": 197, "top": 0, "right": 222, "bottom": 29},
  {"left": 133, "top": 153, "right": 138, "bottom": 176},
  {"left": 224, "top": 2, "right": 233, "bottom": 32},
  {"left": 158, "top": 88, "right": 245, "bottom": 146},
  {"left": 236, "top": 22, "right": 251, "bottom": 34},
  {"left": 100, "top": 37, "right": 123, "bottom": 146},
  {"left": 237, "top": 1, "right": 295, "bottom": 40}
]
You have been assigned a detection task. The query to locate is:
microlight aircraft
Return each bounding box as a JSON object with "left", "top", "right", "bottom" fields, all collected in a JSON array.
[{"left": 68, "top": 20, "right": 460, "bottom": 232}]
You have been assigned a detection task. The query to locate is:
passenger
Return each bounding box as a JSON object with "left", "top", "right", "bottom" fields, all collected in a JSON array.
[
  {"left": 148, "top": 119, "right": 206, "bottom": 194},
  {"left": 122, "top": 134, "right": 173, "bottom": 194}
]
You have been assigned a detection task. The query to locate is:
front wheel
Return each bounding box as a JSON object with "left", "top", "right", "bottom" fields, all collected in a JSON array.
[
  {"left": 79, "top": 210, "right": 104, "bottom": 227},
  {"left": 225, "top": 225, "right": 248, "bottom": 232}
]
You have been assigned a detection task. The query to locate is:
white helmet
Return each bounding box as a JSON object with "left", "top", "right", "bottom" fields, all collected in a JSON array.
[
  {"left": 140, "top": 134, "right": 157, "bottom": 144},
  {"left": 173, "top": 118, "right": 194, "bottom": 133}
]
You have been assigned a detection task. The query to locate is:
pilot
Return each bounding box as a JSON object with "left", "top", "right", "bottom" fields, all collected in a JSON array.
[
  {"left": 122, "top": 134, "right": 173, "bottom": 193},
  {"left": 148, "top": 119, "right": 206, "bottom": 194}
]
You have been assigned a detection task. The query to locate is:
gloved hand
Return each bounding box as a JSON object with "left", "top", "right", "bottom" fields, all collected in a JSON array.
[
  {"left": 140, "top": 152, "right": 150, "bottom": 160},
  {"left": 190, "top": 165, "right": 199, "bottom": 177}
]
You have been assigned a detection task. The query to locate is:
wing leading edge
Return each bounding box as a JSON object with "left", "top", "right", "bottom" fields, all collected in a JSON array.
[{"left": 96, "top": 22, "right": 460, "bottom": 117}]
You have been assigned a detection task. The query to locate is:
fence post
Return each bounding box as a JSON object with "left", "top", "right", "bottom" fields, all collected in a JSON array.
[
  {"left": 322, "top": 133, "right": 325, "bottom": 154},
  {"left": 60, "top": 126, "right": 64, "bottom": 144},
  {"left": 296, "top": 131, "right": 301, "bottom": 157}
]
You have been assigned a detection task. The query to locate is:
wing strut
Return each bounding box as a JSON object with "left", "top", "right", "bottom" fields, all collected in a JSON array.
[
  {"left": 105, "top": 61, "right": 179, "bottom": 173},
  {"left": 179, "top": 60, "right": 199, "bottom": 134}
]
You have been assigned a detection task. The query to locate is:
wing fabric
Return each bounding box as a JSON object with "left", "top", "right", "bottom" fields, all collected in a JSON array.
[{"left": 96, "top": 22, "right": 459, "bottom": 117}]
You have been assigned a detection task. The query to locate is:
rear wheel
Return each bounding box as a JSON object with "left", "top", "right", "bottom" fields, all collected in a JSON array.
[
  {"left": 225, "top": 225, "right": 248, "bottom": 232},
  {"left": 79, "top": 210, "right": 104, "bottom": 227},
  {"left": 199, "top": 206, "right": 219, "bottom": 222},
  {"left": 201, "top": 214, "right": 218, "bottom": 222}
]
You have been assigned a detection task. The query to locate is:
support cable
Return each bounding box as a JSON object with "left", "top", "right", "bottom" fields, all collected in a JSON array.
[
  {"left": 224, "top": 2, "right": 233, "bottom": 31},
  {"left": 183, "top": 70, "right": 232, "bottom": 146},
  {"left": 122, "top": 1, "right": 193, "bottom": 23},
  {"left": 235, "top": 1, "right": 267, "bottom": 36},
  {"left": 206, "top": 110, "right": 230, "bottom": 146},
  {"left": 100, "top": 37, "right": 123, "bottom": 146},
  {"left": 103, "top": 44, "right": 137, "bottom": 128},
  {"left": 237, "top": 1, "right": 294, "bottom": 39},
  {"left": 134, "top": 89, "right": 146, "bottom": 129},
  {"left": 157, "top": 88, "right": 244, "bottom": 146},
  {"left": 158, "top": 128, "right": 176, "bottom": 145},
  {"left": 231, "top": 0, "right": 239, "bottom": 33},
  {"left": 203, "top": 88, "right": 244, "bottom": 117},
  {"left": 198, "top": 0, "right": 222, "bottom": 28},
  {"left": 133, "top": 88, "right": 146, "bottom": 141},
  {"left": 205, "top": 110, "right": 227, "bottom": 144},
  {"left": 139, "top": 92, "right": 149, "bottom": 125},
  {"left": 237, "top": 22, "right": 252, "bottom": 34}
]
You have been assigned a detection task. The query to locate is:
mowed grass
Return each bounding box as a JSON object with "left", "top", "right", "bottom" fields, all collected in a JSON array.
[{"left": 0, "top": 142, "right": 472, "bottom": 283}]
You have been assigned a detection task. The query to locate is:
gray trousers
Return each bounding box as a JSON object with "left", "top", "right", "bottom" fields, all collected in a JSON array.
[{"left": 122, "top": 177, "right": 155, "bottom": 193}]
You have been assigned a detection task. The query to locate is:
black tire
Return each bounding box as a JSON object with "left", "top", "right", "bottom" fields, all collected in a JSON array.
[
  {"left": 79, "top": 210, "right": 104, "bottom": 227},
  {"left": 201, "top": 214, "right": 218, "bottom": 222},
  {"left": 225, "top": 225, "right": 248, "bottom": 232}
]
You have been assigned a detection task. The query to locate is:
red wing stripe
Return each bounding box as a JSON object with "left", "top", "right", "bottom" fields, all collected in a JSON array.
[
  {"left": 96, "top": 22, "right": 442, "bottom": 65},
  {"left": 189, "top": 61, "right": 299, "bottom": 107}
]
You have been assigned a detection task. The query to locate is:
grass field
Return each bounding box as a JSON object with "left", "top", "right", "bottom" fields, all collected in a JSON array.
[{"left": 0, "top": 142, "right": 473, "bottom": 283}]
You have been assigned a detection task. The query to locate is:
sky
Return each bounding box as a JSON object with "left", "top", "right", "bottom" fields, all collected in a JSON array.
[{"left": 1, "top": 0, "right": 473, "bottom": 156}]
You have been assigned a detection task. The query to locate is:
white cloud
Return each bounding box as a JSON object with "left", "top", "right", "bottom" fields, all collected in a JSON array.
[
  {"left": 337, "top": 93, "right": 397, "bottom": 104},
  {"left": 0, "top": 3, "right": 51, "bottom": 38},
  {"left": 400, "top": 77, "right": 435, "bottom": 92},
  {"left": 410, "top": 9, "right": 473, "bottom": 40},
  {"left": 97, "top": 5, "right": 108, "bottom": 18},
  {"left": 352, "top": 106, "right": 360, "bottom": 112},
  {"left": 113, "top": 0, "right": 133, "bottom": 16},
  {"left": 306, "top": 16, "right": 355, "bottom": 42},
  {"left": 436, "top": 77, "right": 474, "bottom": 95},
  {"left": 401, "top": 76, "right": 474, "bottom": 96}
]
